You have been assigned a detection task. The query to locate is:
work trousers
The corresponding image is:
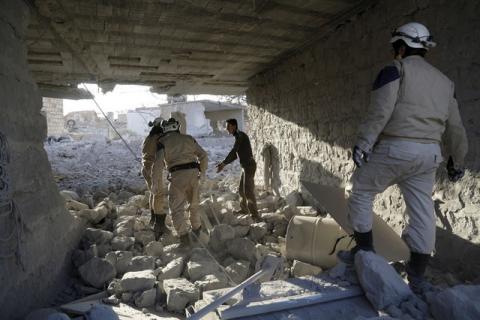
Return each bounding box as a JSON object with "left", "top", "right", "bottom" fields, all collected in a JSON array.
[
  {"left": 168, "top": 168, "right": 201, "bottom": 236},
  {"left": 142, "top": 162, "right": 164, "bottom": 215},
  {"left": 239, "top": 163, "right": 259, "bottom": 216},
  {"left": 348, "top": 139, "right": 442, "bottom": 254}
]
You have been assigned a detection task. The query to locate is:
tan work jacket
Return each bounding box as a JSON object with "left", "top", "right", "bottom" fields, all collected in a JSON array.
[
  {"left": 151, "top": 131, "right": 208, "bottom": 188},
  {"left": 357, "top": 55, "right": 468, "bottom": 165}
]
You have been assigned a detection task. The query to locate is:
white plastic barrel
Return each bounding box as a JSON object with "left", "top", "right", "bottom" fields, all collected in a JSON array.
[{"left": 285, "top": 216, "right": 355, "bottom": 269}]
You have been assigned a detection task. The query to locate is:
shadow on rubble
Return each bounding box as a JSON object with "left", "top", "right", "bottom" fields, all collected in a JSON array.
[{"left": 434, "top": 228, "right": 480, "bottom": 282}]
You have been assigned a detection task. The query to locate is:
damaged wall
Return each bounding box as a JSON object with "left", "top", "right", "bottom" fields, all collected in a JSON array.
[
  {"left": 0, "top": 1, "right": 84, "bottom": 318},
  {"left": 247, "top": 0, "right": 480, "bottom": 280},
  {"left": 41, "top": 98, "right": 65, "bottom": 137}
]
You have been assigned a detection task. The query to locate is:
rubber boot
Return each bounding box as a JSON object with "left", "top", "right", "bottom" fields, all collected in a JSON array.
[
  {"left": 407, "top": 252, "right": 435, "bottom": 296},
  {"left": 337, "top": 230, "right": 375, "bottom": 265},
  {"left": 153, "top": 214, "right": 167, "bottom": 241}
]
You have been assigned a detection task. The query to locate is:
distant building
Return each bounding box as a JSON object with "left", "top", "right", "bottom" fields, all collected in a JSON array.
[
  {"left": 41, "top": 98, "right": 65, "bottom": 137},
  {"left": 126, "top": 100, "right": 245, "bottom": 137}
]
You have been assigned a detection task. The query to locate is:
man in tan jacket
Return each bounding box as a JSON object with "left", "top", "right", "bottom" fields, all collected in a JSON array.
[
  {"left": 338, "top": 22, "right": 468, "bottom": 294},
  {"left": 141, "top": 117, "right": 165, "bottom": 232},
  {"left": 151, "top": 118, "right": 208, "bottom": 244}
]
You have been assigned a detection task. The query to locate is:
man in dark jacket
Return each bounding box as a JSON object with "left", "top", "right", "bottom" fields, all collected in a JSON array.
[{"left": 217, "top": 119, "right": 260, "bottom": 221}]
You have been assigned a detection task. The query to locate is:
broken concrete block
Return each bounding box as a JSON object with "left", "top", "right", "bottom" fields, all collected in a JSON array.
[
  {"left": 72, "top": 249, "right": 95, "bottom": 268},
  {"left": 133, "top": 214, "right": 151, "bottom": 232},
  {"left": 257, "top": 195, "right": 280, "bottom": 211},
  {"left": 135, "top": 288, "right": 157, "bottom": 308},
  {"left": 429, "top": 285, "right": 480, "bottom": 320},
  {"left": 355, "top": 251, "right": 412, "bottom": 310},
  {"left": 60, "top": 190, "right": 80, "bottom": 202},
  {"left": 195, "top": 273, "right": 230, "bottom": 292},
  {"left": 66, "top": 199, "right": 89, "bottom": 211},
  {"left": 83, "top": 228, "right": 113, "bottom": 246},
  {"left": 109, "top": 251, "right": 134, "bottom": 275},
  {"left": 249, "top": 222, "right": 268, "bottom": 241},
  {"left": 121, "top": 292, "right": 133, "bottom": 303},
  {"left": 272, "top": 220, "right": 288, "bottom": 237},
  {"left": 134, "top": 230, "right": 155, "bottom": 246},
  {"left": 117, "top": 190, "right": 135, "bottom": 203},
  {"left": 111, "top": 236, "right": 135, "bottom": 251},
  {"left": 120, "top": 270, "right": 156, "bottom": 292},
  {"left": 209, "top": 224, "right": 235, "bottom": 252},
  {"left": 217, "top": 193, "right": 237, "bottom": 202},
  {"left": 164, "top": 278, "right": 199, "bottom": 312},
  {"left": 158, "top": 257, "right": 185, "bottom": 281},
  {"left": 145, "top": 241, "right": 164, "bottom": 257},
  {"left": 226, "top": 260, "right": 251, "bottom": 284},
  {"left": 114, "top": 216, "right": 135, "bottom": 236},
  {"left": 127, "top": 194, "right": 148, "bottom": 209},
  {"left": 78, "top": 257, "right": 116, "bottom": 288},
  {"left": 292, "top": 260, "right": 323, "bottom": 277},
  {"left": 126, "top": 255, "right": 155, "bottom": 272},
  {"left": 117, "top": 204, "right": 138, "bottom": 216},
  {"left": 285, "top": 191, "right": 303, "bottom": 207},
  {"left": 226, "top": 238, "right": 256, "bottom": 263},
  {"left": 276, "top": 205, "right": 298, "bottom": 221},
  {"left": 187, "top": 248, "right": 222, "bottom": 282},
  {"left": 234, "top": 225, "right": 250, "bottom": 238}
]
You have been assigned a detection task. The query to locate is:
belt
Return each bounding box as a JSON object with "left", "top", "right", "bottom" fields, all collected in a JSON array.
[{"left": 169, "top": 162, "right": 200, "bottom": 173}]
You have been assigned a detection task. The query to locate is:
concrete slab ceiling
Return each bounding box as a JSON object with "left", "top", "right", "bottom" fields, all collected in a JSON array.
[{"left": 26, "top": 0, "right": 372, "bottom": 97}]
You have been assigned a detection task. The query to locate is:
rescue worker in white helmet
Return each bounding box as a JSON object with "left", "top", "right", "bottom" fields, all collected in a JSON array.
[
  {"left": 141, "top": 117, "right": 165, "bottom": 235},
  {"left": 338, "top": 22, "right": 468, "bottom": 295},
  {"left": 151, "top": 117, "right": 208, "bottom": 245}
]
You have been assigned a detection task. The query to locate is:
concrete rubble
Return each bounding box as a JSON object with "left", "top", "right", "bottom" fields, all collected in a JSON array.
[{"left": 23, "top": 136, "right": 476, "bottom": 319}]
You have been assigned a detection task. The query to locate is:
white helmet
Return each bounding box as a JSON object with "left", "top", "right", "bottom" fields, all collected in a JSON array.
[
  {"left": 390, "top": 22, "right": 436, "bottom": 50},
  {"left": 162, "top": 118, "right": 180, "bottom": 133},
  {"left": 148, "top": 117, "right": 163, "bottom": 128}
]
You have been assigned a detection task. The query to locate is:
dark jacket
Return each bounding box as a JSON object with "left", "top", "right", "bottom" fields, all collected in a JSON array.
[{"left": 223, "top": 130, "right": 255, "bottom": 167}]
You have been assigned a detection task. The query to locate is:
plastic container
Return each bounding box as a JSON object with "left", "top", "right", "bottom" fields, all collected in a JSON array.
[{"left": 285, "top": 216, "right": 355, "bottom": 269}]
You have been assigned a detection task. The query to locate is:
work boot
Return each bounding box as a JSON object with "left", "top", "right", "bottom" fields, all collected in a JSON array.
[
  {"left": 149, "top": 210, "right": 155, "bottom": 226},
  {"left": 153, "top": 214, "right": 167, "bottom": 241},
  {"left": 251, "top": 213, "right": 262, "bottom": 223},
  {"left": 337, "top": 230, "right": 375, "bottom": 265},
  {"left": 407, "top": 252, "right": 436, "bottom": 297},
  {"left": 179, "top": 234, "right": 191, "bottom": 248}
]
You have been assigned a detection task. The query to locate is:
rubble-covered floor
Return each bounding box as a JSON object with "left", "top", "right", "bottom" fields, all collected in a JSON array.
[{"left": 30, "top": 136, "right": 479, "bottom": 320}]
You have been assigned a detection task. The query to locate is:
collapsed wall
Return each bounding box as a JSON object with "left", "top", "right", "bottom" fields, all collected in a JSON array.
[
  {"left": 0, "top": 1, "right": 84, "bottom": 319},
  {"left": 247, "top": 0, "right": 480, "bottom": 280}
]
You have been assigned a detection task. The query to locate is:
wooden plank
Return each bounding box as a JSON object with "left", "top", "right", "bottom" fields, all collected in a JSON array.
[
  {"left": 219, "top": 287, "right": 364, "bottom": 319},
  {"left": 301, "top": 181, "right": 410, "bottom": 262}
]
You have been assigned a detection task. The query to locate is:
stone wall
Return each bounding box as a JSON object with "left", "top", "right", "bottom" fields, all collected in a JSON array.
[
  {"left": 42, "top": 97, "right": 65, "bottom": 137},
  {"left": 0, "top": 1, "right": 84, "bottom": 318},
  {"left": 247, "top": 0, "right": 480, "bottom": 280}
]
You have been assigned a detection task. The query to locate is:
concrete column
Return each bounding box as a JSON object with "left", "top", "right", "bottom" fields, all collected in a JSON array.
[{"left": 0, "top": 1, "right": 83, "bottom": 318}]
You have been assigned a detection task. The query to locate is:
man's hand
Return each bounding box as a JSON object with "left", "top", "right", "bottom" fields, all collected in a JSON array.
[
  {"left": 216, "top": 162, "right": 225, "bottom": 173},
  {"left": 352, "top": 145, "right": 370, "bottom": 168},
  {"left": 447, "top": 156, "right": 465, "bottom": 182}
]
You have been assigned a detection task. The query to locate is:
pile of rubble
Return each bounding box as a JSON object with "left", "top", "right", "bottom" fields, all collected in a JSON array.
[{"left": 46, "top": 171, "right": 329, "bottom": 319}]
